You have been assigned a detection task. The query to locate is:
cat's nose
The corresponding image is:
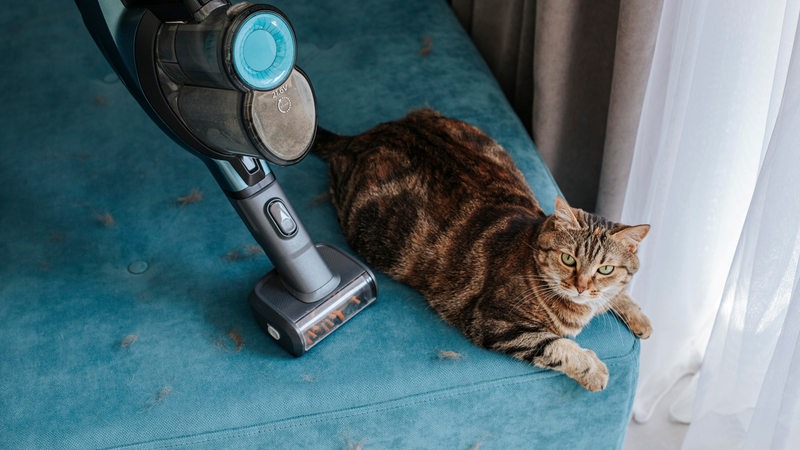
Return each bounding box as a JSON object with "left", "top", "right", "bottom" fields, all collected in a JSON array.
[{"left": 575, "top": 277, "right": 590, "bottom": 294}]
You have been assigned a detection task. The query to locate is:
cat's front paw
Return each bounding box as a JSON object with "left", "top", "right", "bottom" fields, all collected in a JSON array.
[
  {"left": 541, "top": 339, "right": 609, "bottom": 391},
  {"left": 611, "top": 295, "right": 653, "bottom": 340},
  {"left": 571, "top": 349, "right": 609, "bottom": 392},
  {"left": 627, "top": 310, "right": 652, "bottom": 339}
]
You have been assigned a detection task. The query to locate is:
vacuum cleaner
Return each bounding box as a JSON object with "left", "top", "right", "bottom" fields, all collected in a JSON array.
[{"left": 75, "top": 0, "right": 377, "bottom": 356}]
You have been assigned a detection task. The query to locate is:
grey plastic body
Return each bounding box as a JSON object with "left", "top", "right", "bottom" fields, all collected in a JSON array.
[
  {"left": 229, "top": 170, "right": 339, "bottom": 302},
  {"left": 250, "top": 244, "right": 377, "bottom": 356}
]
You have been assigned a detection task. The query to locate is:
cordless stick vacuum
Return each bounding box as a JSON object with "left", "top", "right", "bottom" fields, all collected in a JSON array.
[{"left": 75, "top": 0, "right": 377, "bottom": 356}]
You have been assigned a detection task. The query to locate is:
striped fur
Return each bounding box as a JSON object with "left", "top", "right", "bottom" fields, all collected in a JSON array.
[{"left": 314, "top": 109, "right": 651, "bottom": 391}]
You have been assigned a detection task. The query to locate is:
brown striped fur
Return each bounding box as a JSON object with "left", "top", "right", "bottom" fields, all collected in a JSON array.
[{"left": 314, "top": 109, "right": 651, "bottom": 391}]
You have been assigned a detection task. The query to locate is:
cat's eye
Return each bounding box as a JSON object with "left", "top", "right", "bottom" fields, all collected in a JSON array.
[
  {"left": 598, "top": 265, "right": 615, "bottom": 275},
  {"left": 561, "top": 253, "right": 576, "bottom": 267}
]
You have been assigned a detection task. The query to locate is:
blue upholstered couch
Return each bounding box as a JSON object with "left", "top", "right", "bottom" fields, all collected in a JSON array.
[{"left": 0, "top": 0, "right": 639, "bottom": 448}]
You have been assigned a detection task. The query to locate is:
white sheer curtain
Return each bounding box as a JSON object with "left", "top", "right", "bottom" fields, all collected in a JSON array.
[
  {"left": 682, "top": 9, "right": 800, "bottom": 447},
  {"left": 618, "top": 0, "right": 800, "bottom": 447}
]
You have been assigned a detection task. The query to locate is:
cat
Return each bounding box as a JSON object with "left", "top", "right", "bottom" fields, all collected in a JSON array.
[{"left": 313, "top": 108, "right": 652, "bottom": 391}]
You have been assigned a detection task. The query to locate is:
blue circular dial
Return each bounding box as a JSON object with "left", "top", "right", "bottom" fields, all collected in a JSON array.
[{"left": 232, "top": 12, "right": 295, "bottom": 90}]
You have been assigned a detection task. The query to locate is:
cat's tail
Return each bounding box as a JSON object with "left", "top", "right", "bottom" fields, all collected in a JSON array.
[{"left": 312, "top": 127, "right": 353, "bottom": 162}]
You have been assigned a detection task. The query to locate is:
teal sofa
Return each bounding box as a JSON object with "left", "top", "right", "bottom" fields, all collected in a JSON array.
[{"left": 0, "top": 0, "right": 639, "bottom": 448}]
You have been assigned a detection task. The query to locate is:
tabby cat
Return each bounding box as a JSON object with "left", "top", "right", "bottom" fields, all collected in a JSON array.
[{"left": 313, "top": 109, "right": 651, "bottom": 391}]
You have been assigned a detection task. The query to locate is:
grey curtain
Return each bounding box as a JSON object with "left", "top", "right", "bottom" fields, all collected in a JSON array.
[{"left": 451, "top": 0, "right": 663, "bottom": 216}]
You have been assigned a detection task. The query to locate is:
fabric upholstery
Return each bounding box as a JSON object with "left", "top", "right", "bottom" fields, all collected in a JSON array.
[{"left": 0, "top": 0, "right": 639, "bottom": 448}]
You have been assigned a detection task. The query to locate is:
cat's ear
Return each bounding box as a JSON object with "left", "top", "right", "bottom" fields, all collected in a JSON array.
[
  {"left": 611, "top": 224, "right": 650, "bottom": 252},
  {"left": 552, "top": 197, "right": 580, "bottom": 229}
]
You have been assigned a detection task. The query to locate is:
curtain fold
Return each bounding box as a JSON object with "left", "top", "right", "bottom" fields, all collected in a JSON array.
[
  {"left": 595, "top": 0, "right": 663, "bottom": 220},
  {"left": 451, "top": 0, "right": 660, "bottom": 212}
]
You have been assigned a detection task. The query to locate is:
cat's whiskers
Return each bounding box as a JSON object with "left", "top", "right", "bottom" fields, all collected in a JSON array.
[
  {"left": 605, "top": 304, "right": 627, "bottom": 327},
  {"left": 508, "top": 280, "right": 564, "bottom": 313},
  {"left": 521, "top": 240, "right": 538, "bottom": 252},
  {"left": 508, "top": 287, "right": 549, "bottom": 312},
  {"left": 512, "top": 274, "right": 556, "bottom": 285},
  {"left": 603, "top": 304, "right": 629, "bottom": 345}
]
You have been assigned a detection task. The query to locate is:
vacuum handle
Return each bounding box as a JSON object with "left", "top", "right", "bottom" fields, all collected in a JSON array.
[{"left": 228, "top": 177, "right": 339, "bottom": 302}]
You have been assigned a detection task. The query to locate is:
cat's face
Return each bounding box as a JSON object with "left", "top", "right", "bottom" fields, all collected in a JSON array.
[{"left": 534, "top": 199, "right": 649, "bottom": 309}]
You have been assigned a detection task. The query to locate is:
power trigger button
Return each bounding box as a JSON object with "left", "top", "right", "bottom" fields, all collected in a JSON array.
[{"left": 266, "top": 199, "right": 297, "bottom": 237}]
